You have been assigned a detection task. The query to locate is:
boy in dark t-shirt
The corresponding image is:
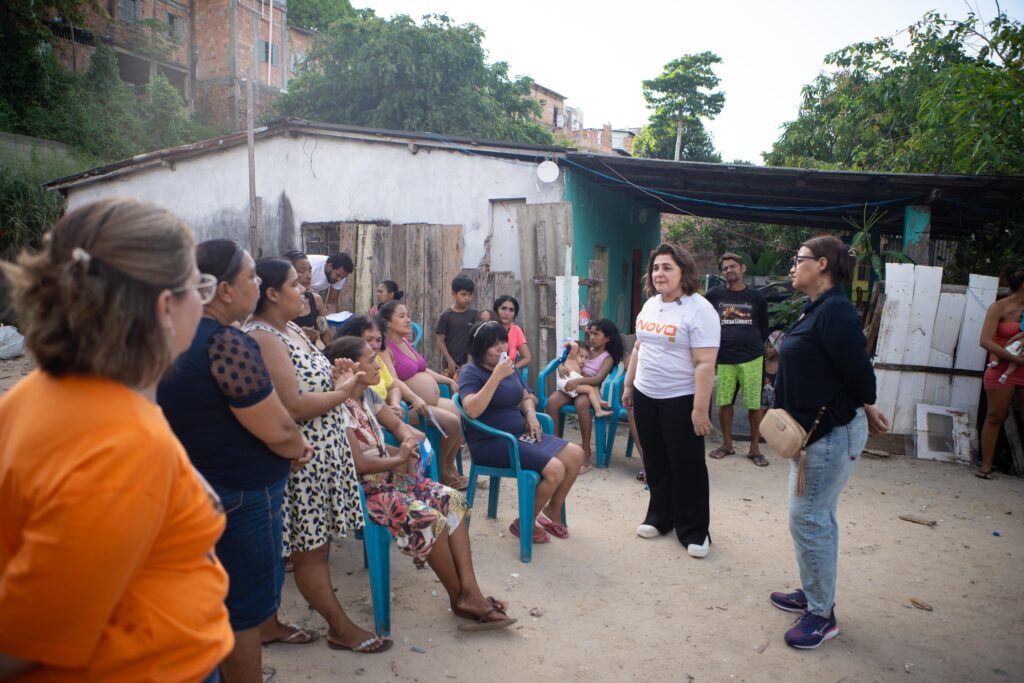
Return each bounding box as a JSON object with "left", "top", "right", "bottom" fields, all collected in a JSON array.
[
  {"left": 705, "top": 253, "right": 770, "bottom": 466},
  {"left": 435, "top": 275, "right": 478, "bottom": 376}
]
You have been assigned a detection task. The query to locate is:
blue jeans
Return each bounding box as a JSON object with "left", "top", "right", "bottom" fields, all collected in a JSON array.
[
  {"left": 788, "top": 409, "right": 868, "bottom": 617},
  {"left": 212, "top": 477, "right": 287, "bottom": 631}
]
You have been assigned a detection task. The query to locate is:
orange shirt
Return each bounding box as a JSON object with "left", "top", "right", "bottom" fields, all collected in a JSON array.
[{"left": 0, "top": 372, "right": 233, "bottom": 682}]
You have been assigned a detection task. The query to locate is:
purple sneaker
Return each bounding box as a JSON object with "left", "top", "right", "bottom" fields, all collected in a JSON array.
[
  {"left": 770, "top": 589, "right": 807, "bottom": 613},
  {"left": 784, "top": 610, "right": 839, "bottom": 649}
]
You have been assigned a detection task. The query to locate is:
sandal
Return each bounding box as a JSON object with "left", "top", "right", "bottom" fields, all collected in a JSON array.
[
  {"left": 747, "top": 453, "right": 769, "bottom": 467},
  {"left": 326, "top": 635, "right": 393, "bottom": 654},
  {"left": 509, "top": 519, "right": 549, "bottom": 544},
  {"left": 537, "top": 514, "right": 569, "bottom": 539},
  {"left": 456, "top": 596, "right": 518, "bottom": 632},
  {"left": 444, "top": 475, "right": 469, "bottom": 491},
  {"left": 261, "top": 625, "right": 320, "bottom": 646},
  {"left": 636, "top": 469, "right": 646, "bottom": 482},
  {"left": 709, "top": 446, "right": 735, "bottom": 459},
  {"left": 975, "top": 469, "right": 994, "bottom": 480}
]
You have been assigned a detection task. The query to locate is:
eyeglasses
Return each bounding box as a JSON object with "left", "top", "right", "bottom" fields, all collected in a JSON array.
[
  {"left": 173, "top": 273, "right": 218, "bottom": 304},
  {"left": 790, "top": 255, "right": 818, "bottom": 268}
]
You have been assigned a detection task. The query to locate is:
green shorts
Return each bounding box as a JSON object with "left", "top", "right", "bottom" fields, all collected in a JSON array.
[{"left": 715, "top": 357, "right": 764, "bottom": 410}]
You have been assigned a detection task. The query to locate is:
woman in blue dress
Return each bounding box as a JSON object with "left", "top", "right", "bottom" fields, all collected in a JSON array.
[{"left": 458, "top": 321, "right": 584, "bottom": 545}]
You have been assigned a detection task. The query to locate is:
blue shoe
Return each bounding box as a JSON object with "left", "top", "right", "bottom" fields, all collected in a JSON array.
[
  {"left": 784, "top": 610, "right": 839, "bottom": 649},
  {"left": 770, "top": 589, "right": 807, "bottom": 613}
]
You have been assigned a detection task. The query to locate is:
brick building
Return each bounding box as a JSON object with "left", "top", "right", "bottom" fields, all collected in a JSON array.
[
  {"left": 570, "top": 125, "right": 637, "bottom": 156},
  {"left": 51, "top": 0, "right": 313, "bottom": 132}
]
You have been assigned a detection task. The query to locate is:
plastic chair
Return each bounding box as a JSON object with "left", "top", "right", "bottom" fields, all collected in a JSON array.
[
  {"left": 604, "top": 366, "right": 636, "bottom": 467},
  {"left": 358, "top": 486, "right": 391, "bottom": 637},
  {"left": 411, "top": 321, "right": 423, "bottom": 349},
  {"left": 535, "top": 357, "right": 620, "bottom": 468},
  {"left": 453, "top": 393, "right": 565, "bottom": 563}
]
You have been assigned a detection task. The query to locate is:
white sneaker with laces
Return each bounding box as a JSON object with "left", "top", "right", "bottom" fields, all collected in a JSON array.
[
  {"left": 636, "top": 524, "right": 660, "bottom": 539},
  {"left": 687, "top": 536, "right": 710, "bottom": 558}
]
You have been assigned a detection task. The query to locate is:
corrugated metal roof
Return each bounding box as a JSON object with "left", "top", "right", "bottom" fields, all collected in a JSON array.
[{"left": 564, "top": 153, "right": 1024, "bottom": 238}]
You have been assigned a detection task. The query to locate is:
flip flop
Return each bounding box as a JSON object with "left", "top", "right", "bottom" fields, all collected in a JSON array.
[
  {"left": 709, "top": 447, "right": 735, "bottom": 459},
  {"left": 975, "top": 469, "right": 994, "bottom": 480},
  {"left": 747, "top": 453, "right": 770, "bottom": 467},
  {"left": 509, "top": 519, "right": 549, "bottom": 544},
  {"left": 261, "top": 625, "right": 320, "bottom": 646},
  {"left": 444, "top": 475, "right": 469, "bottom": 491},
  {"left": 456, "top": 596, "right": 518, "bottom": 632},
  {"left": 326, "top": 636, "right": 394, "bottom": 654},
  {"left": 537, "top": 514, "right": 569, "bottom": 539}
]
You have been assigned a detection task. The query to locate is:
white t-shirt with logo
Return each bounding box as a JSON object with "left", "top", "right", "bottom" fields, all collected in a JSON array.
[
  {"left": 308, "top": 254, "right": 347, "bottom": 293},
  {"left": 633, "top": 293, "right": 721, "bottom": 399}
]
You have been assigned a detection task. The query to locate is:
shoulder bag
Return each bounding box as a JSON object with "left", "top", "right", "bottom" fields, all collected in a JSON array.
[{"left": 761, "top": 406, "right": 826, "bottom": 496}]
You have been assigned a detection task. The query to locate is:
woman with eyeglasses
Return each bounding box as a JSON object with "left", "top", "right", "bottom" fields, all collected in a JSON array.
[
  {"left": 158, "top": 240, "right": 317, "bottom": 681},
  {"left": 768, "top": 235, "right": 889, "bottom": 650},
  {"left": 0, "top": 199, "right": 232, "bottom": 681},
  {"left": 493, "top": 295, "right": 531, "bottom": 370},
  {"left": 244, "top": 258, "right": 391, "bottom": 655},
  {"left": 459, "top": 321, "right": 584, "bottom": 544}
]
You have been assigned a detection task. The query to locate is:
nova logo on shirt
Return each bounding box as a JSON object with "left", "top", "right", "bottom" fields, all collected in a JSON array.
[{"left": 637, "top": 319, "right": 678, "bottom": 340}]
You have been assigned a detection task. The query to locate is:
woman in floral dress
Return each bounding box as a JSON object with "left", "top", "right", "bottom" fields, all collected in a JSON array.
[
  {"left": 330, "top": 336, "right": 517, "bottom": 631},
  {"left": 245, "top": 257, "right": 392, "bottom": 654}
]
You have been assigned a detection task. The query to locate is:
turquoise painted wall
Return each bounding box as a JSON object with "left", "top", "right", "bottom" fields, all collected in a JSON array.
[{"left": 564, "top": 169, "right": 661, "bottom": 333}]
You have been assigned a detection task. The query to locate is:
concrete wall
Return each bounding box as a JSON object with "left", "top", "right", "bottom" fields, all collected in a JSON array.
[
  {"left": 63, "top": 133, "right": 565, "bottom": 272},
  {"left": 564, "top": 169, "right": 661, "bottom": 332}
]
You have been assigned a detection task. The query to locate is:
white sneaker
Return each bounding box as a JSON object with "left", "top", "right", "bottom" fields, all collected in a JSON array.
[
  {"left": 636, "top": 524, "right": 660, "bottom": 539},
  {"left": 687, "top": 536, "right": 710, "bottom": 558}
]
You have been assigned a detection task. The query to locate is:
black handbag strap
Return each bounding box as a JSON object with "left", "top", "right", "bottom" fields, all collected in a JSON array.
[{"left": 800, "top": 406, "right": 828, "bottom": 450}]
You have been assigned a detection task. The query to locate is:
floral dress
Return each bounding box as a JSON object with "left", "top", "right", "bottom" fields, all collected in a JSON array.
[
  {"left": 343, "top": 393, "right": 468, "bottom": 568},
  {"left": 243, "top": 320, "right": 362, "bottom": 555}
]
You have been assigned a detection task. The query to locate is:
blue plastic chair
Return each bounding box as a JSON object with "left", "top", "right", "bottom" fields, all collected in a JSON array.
[
  {"left": 603, "top": 366, "right": 636, "bottom": 467},
  {"left": 358, "top": 486, "right": 391, "bottom": 637},
  {"left": 452, "top": 393, "right": 564, "bottom": 563},
  {"left": 535, "top": 357, "right": 620, "bottom": 468},
  {"left": 411, "top": 321, "right": 423, "bottom": 349}
]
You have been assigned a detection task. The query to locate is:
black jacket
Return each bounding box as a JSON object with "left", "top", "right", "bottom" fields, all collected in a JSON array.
[{"left": 774, "top": 287, "right": 876, "bottom": 444}]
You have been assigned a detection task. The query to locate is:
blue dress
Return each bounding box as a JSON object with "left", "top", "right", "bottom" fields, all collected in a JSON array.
[{"left": 458, "top": 363, "right": 566, "bottom": 471}]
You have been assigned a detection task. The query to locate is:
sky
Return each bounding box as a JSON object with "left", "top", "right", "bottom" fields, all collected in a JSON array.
[{"left": 359, "top": 0, "right": 1020, "bottom": 163}]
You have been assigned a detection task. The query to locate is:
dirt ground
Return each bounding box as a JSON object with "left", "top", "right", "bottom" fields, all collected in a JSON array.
[{"left": 2, "top": 357, "right": 1022, "bottom": 682}]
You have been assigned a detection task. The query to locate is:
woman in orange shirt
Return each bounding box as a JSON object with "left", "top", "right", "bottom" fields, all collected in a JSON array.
[{"left": 0, "top": 199, "right": 233, "bottom": 682}]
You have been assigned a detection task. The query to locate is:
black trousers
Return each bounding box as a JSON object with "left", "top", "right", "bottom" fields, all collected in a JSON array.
[{"left": 633, "top": 389, "right": 709, "bottom": 546}]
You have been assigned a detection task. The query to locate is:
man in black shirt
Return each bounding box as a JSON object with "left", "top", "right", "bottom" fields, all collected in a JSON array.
[{"left": 705, "top": 253, "right": 770, "bottom": 466}]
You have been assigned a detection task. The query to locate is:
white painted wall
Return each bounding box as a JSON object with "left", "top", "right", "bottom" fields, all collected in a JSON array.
[{"left": 64, "top": 133, "right": 564, "bottom": 272}]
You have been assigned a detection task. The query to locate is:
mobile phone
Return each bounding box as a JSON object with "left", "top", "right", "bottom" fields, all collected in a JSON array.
[{"left": 518, "top": 433, "right": 535, "bottom": 444}]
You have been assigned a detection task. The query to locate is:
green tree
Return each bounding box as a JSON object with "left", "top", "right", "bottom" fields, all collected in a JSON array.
[
  {"left": 631, "top": 118, "right": 720, "bottom": 162},
  {"left": 764, "top": 11, "right": 1023, "bottom": 175},
  {"left": 274, "top": 12, "right": 553, "bottom": 145},
  {"left": 287, "top": 0, "right": 354, "bottom": 31},
  {"left": 641, "top": 52, "right": 725, "bottom": 161},
  {"left": 763, "top": 10, "right": 1024, "bottom": 279}
]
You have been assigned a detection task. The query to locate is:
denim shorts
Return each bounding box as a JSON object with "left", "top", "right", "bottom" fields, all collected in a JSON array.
[{"left": 212, "top": 477, "right": 287, "bottom": 631}]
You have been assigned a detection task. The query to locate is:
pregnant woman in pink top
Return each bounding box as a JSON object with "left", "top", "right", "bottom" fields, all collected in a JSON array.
[{"left": 379, "top": 301, "right": 467, "bottom": 490}]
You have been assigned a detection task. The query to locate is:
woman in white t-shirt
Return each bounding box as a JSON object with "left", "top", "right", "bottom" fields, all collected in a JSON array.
[{"left": 622, "top": 243, "right": 720, "bottom": 558}]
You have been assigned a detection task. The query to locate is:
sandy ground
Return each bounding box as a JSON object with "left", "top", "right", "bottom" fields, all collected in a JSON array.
[{"left": 2, "top": 357, "right": 1022, "bottom": 682}]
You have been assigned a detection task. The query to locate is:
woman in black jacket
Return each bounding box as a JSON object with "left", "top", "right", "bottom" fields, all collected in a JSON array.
[{"left": 768, "top": 235, "right": 890, "bottom": 650}]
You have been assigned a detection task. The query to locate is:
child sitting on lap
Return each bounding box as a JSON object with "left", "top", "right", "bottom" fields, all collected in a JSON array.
[{"left": 557, "top": 341, "right": 612, "bottom": 417}]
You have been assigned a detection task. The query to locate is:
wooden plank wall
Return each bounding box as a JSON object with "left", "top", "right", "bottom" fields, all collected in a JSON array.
[
  {"left": 950, "top": 274, "right": 998, "bottom": 428},
  {"left": 874, "top": 263, "right": 916, "bottom": 427},
  {"left": 304, "top": 222, "right": 464, "bottom": 372},
  {"left": 517, "top": 202, "right": 573, "bottom": 390}
]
